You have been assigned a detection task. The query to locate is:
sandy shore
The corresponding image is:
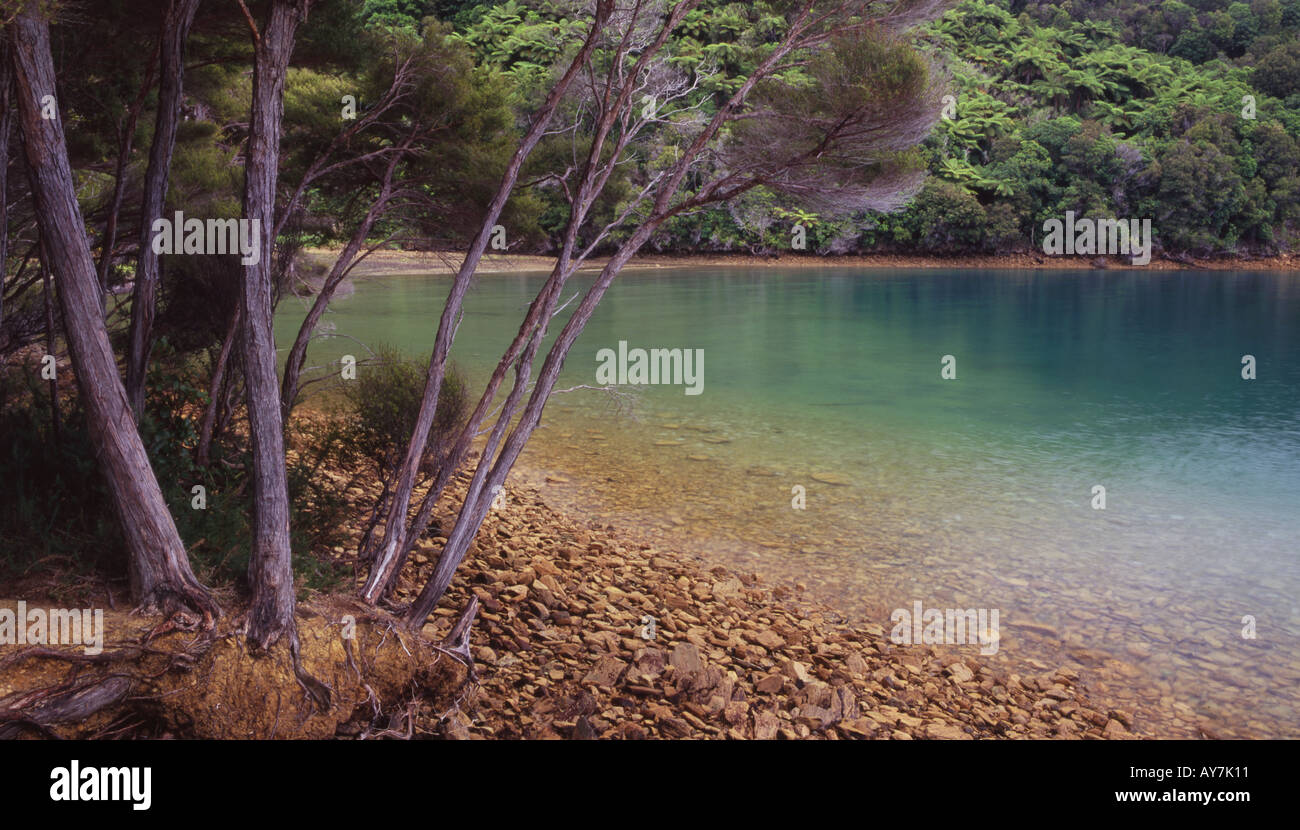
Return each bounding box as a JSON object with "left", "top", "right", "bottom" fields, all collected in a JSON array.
[{"left": 303, "top": 247, "right": 1300, "bottom": 278}]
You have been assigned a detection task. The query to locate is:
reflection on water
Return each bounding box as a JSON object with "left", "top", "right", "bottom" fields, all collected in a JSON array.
[{"left": 277, "top": 267, "right": 1300, "bottom": 737}]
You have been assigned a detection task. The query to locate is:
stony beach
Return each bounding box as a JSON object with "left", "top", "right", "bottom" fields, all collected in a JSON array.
[{"left": 385, "top": 471, "right": 1161, "bottom": 740}]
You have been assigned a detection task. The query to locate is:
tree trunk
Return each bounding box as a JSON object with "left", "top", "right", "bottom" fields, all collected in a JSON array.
[
  {"left": 361, "top": 0, "right": 614, "bottom": 604},
  {"left": 125, "top": 0, "right": 201, "bottom": 421},
  {"left": 195, "top": 304, "right": 240, "bottom": 467},
  {"left": 95, "top": 42, "right": 157, "bottom": 313},
  {"left": 239, "top": 0, "right": 311, "bottom": 651},
  {"left": 279, "top": 144, "right": 403, "bottom": 418},
  {"left": 10, "top": 4, "right": 216, "bottom": 626},
  {"left": 406, "top": 223, "right": 660, "bottom": 625}
]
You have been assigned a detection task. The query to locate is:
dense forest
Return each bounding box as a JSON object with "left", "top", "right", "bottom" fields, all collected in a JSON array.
[
  {"left": 5, "top": 0, "right": 1295, "bottom": 281},
  {"left": 356, "top": 0, "right": 1300, "bottom": 256}
]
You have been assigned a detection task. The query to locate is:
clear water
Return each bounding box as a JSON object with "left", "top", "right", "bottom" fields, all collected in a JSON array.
[{"left": 276, "top": 267, "right": 1300, "bottom": 737}]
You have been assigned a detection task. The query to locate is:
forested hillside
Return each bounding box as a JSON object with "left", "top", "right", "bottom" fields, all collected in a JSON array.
[{"left": 358, "top": 0, "right": 1300, "bottom": 257}]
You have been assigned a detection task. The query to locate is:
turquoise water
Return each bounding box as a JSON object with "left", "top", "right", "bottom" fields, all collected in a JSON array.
[{"left": 277, "top": 267, "right": 1300, "bottom": 736}]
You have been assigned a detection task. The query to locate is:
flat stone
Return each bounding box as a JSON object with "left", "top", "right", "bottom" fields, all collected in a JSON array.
[
  {"left": 753, "top": 711, "right": 780, "bottom": 740},
  {"left": 947, "top": 663, "right": 975, "bottom": 683},
  {"left": 925, "top": 722, "right": 971, "bottom": 740},
  {"left": 783, "top": 659, "right": 814, "bottom": 686},
  {"left": 751, "top": 629, "right": 785, "bottom": 650},
  {"left": 795, "top": 705, "right": 836, "bottom": 729},
  {"left": 755, "top": 673, "right": 785, "bottom": 694},
  {"left": 582, "top": 656, "right": 626, "bottom": 687}
]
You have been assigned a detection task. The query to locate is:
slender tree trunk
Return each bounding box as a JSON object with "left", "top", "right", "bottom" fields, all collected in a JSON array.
[
  {"left": 403, "top": 0, "right": 815, "bottom": 621},
  {"left": 126, "top": 0, "right": 201, "bottom": 421},
  {"left": 10, "top": 4, "right": 216, "bottom": 625},
  {"left": 239, "top": 0, "right": 311, "bottom": 651},
  {"left": 195, "top": 304, "right": 239, "bottom": 467},
  {"left": 361, "top": 0, "right": 613, "bottom": 603},
  {"left": 406, "top": 222, "right": 660, "bottom": 625},
  {"left": 280, "top": 144, "right": 403, "bottom": 418},
  {"left": 374, "top": 0, "right": 695, "bottom": 600},
  {"left": 95, "top": 43, "right": 157, "bottom": 313}
]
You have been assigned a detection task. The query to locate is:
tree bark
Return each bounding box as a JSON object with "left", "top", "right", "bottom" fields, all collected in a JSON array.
[
  {"left": 126, "top": 0, "right": 201, "bottom": 421},
  {"left": 239, "top": 0, "right": 311, "bottom": 651},
  {"left": 10, "top": 3, "right": 216, "bottom": 626}
]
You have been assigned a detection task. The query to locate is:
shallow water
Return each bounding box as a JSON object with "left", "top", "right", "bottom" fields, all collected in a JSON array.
[{"left": 276, "top": 266, "right": 1300, "bottom": 737}]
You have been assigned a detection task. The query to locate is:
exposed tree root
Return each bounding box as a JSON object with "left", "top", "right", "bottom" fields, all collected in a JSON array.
[{"left": 0, "top": 594, "right": 472, "bottom": 739}]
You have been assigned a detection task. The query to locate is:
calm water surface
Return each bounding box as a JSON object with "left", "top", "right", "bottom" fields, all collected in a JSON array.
[{"left": 276, "top": 267, "right": 1300, "bottom": 737}]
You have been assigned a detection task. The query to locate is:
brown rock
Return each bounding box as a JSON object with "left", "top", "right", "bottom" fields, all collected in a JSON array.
[
  {"left": 947, "top": 663, "right": 975, "bottom": 683},
  {"left": 659, "top": 716, "right": 693, "bottom": 738},
  {"left": 723, "top": 700, "right": 749, "bottom": 726},
  {"left": 840, "top": 717, "right": 879, "bottom": 738},
  {"left": 795, "top": 705, "right": 836, "bottom": 730},
  {"left": 783, "top": 659, "right": 814, "bottom": 687},
  {"left": 1108, "top": 708, "right": 1135, "bottom": 729},
  {"left": 582, "top": 656, "right": 626, "bottom": 687},
  {"left": 633, "top": 647, "right": 666, "bottom": 679},
  {"left": 755, "top": 673, "right": 785, "bottom": 694},
  {"left": 750, "top": 629, "right": 785, "bottom": 650},
  {"left": 844, "top": 652, "right": 869, "bottom": 677}
]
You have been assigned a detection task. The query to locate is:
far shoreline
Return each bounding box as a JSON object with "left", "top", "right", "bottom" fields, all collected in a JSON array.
[{"left": 303, "top": 246, "right": 1300, "bottom": 279}]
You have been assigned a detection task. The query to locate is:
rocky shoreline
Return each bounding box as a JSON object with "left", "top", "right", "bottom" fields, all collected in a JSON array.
[{"left": 394, "top": 476, "right": 1150, "bottom": 740}]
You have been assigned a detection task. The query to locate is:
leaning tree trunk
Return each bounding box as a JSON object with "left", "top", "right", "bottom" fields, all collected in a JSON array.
[
  {"left": 279, "top": 143, "right": 403, "bottom": 418},
  {"left": 9, "top": 4, "right": 216, "bottom": 626},
  {"left": 360, "top": 0, "right": 614, "bottom": 604},
  {"left": 239, "top": 0, "right": 311, "bottom": 651},
  {"left": 405, "top": 221, "right": 661, "bottom": 627},
  {"left": 125, "top": 0, "right": 201, "bottom": 421}
]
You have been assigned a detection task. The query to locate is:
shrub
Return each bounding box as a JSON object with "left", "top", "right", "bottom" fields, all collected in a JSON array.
[{"left": 343, "top": 345, "right": 470, "bottom": 481}]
